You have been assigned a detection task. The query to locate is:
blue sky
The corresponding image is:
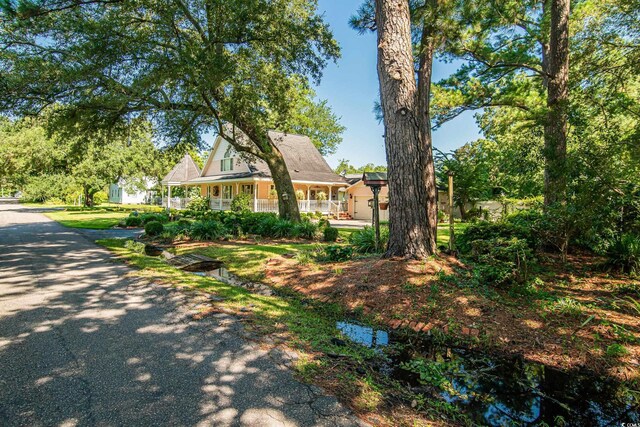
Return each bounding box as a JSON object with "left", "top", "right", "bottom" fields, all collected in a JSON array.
[{"left": 315, "top": 0, "right": 482, "bottom": 168}]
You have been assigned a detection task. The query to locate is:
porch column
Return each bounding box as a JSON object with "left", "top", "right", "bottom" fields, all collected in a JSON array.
[
  {"left": 328, "top": 185, "right": 333, "bottom": 214},
  {"left": 306, "top": 185, "right": 311, "bottom": 212},
  {"left": 167, "top": 185, "right": 171, "bottom": 209},
  {"left": 253, "top": 182, "right": 258, "bottom": 212},
  {"left": 235, "top": 183, "right": 239, "bottom": 197},
  {"left": 219, "top": 185, "right": 223, "bottom": 210}
]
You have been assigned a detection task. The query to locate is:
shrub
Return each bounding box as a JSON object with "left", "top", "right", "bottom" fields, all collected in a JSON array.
[
  {"left": 349, "top": 226, "right": 389, "bottom": 253},
  {"left": 604, "top": 233, "right": 640, "bottom": 274},
  {"left": 124, "top": 239, "right": 145, "bottom": 254},
  {"left": 458, "top": 220, "right": 536, "bottom": 254},
  {"left": 295, "top": 189, "right": 305, "bottom": 200},
  {"left": 139, "top": 212, "right": 169, "bottom": 225},
  {"left": 295, "top": 220, "right": 318, "bottom": 240},
  {"left": 188, "top": 220, "right": 228, "bottom": 241},
  {"left": 437, "top": 210, "right": 449, "bottom": 223},
  {"left": 272, "top": 219, "right": 294, "bottom": 238},
  {"left": 185, "top": 195, "right": 211, "bottom": 212},
  {"left": 547, "top": 297, "right": 586, "bottom": 317},
  {"left": 323, "top": 226, "right": 339, "bottom": 242},
  {"left": 93, "top": 190, "right": 108, "bottom": 205},
  {"left": 231, "top": 193, "right": 252, "bottom": 212},
  {"left": 144, "top": 220, "right": 164, "bottom": 237},
  {"left": 469, "top": 237, "right": 534, "bottom": 286},
  {"left": 125, "top": 215, "right": 143, "bottom": 227},
  {"left": 320, "top": 245, "right": 353, "bottom": 262}
]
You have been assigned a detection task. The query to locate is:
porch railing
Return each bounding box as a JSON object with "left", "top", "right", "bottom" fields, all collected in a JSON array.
[
  {"left": 209, "top": 198, "right": 232, "bottom": 211},
  {"left": 167, "top": 197, "right": 347, "bottom": 215},
  {"left": 162, "top": 197, "right": 191, "bottom": 210}
]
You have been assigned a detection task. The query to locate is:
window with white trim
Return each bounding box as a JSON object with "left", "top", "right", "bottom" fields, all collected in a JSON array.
[{"left": 220, "top": 146, "right": 234, "bottom": 171}]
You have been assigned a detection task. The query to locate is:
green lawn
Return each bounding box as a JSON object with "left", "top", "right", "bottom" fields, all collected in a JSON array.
[
  {"left": 40, "top": 204, "right": 162, "bottom": 229},
  {"left": 437, "top": 222, "right": 469, "bottom": 247},
  {"left": 177, "top": 242, "right": 318, "bottom": 282},
  {"left": 44, "top": 208, "right": 131, "bottom": 229}
]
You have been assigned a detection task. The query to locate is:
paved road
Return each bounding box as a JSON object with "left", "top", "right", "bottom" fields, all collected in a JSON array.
[{"left": 0, "top": 204, "right": 363, "bottom": 427}]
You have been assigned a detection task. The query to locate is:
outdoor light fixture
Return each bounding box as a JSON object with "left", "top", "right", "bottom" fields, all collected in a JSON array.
[
  {"left": 281, "top": 192, "right": 289, "bottom": 201},
  {"left": 362, "top": 172, "right": 388, "bottom": 252}
]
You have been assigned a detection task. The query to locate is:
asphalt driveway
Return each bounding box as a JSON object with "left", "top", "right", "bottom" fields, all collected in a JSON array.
[{"left": 0, "top": 203, "right": 363, "bottom": 426}]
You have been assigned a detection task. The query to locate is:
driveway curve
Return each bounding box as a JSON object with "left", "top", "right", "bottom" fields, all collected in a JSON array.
[{"left": 0, "top": 203, "right": 363, "bottom": 427}]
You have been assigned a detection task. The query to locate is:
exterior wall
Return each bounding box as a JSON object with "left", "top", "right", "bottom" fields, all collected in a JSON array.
[
  {"left": 201, "top": 138, "right": 251, "bottom": 176},
  {"left": 346, "top": 181, "right": 389, "bottom": 221},
  {"left": 108, "top": 184, "right": 122, "bottom": 203}
]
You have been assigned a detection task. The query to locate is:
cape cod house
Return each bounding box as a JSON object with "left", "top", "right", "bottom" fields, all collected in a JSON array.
[{"left": 161, "top": 131, "right": 350, "bottom": 216}]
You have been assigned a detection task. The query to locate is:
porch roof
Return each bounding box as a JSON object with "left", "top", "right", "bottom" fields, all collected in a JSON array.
[{"left": 161, "top": 153, "right": 201, "bottom": 184}]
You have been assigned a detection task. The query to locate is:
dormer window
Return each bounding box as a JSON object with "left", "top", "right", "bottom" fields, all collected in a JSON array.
[{"left": 221, "top": 146, "right": 234, "bottom": 171}]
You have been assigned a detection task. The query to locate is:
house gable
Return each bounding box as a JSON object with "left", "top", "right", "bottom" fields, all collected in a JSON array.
[{"left": 201, "top": 136, "right": 252, "bottom": 177}]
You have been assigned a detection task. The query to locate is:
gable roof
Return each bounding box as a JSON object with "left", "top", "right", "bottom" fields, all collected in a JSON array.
[
  {"left": 161, "top": 153, "right": 201, "bottom": 184},
  {"left": 197, "top": 129, "right": 346, "bottom": 185}
]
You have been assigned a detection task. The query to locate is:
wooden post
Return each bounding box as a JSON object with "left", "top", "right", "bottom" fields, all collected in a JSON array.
[
  {"left": 372, "top": 185, "right": 381, "bottom": 252},
  {"left": 448, "top": 171, "right": 455, "bottom": 252}
]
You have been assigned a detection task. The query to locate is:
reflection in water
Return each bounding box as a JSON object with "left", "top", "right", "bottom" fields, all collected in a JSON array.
[
  {"left": 337, "top": 321, "right": 389, "bottom": 348},
  {"left": 337, "top": 321, "right": 639, "bottom": 426}
]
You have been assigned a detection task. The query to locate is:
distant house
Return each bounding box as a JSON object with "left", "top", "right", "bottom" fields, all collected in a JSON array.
[
  {"left": 160, "top": 131, "right": 349, "bottom": 215},
  {"left": 161, "top": 130, "right": 452, "bottom": 220},
  {"left": 343, "top": 172, "right": 450, "bottom": 221},
  {"left": 108, "top": 178, "right": 157, "bottom": 205}
]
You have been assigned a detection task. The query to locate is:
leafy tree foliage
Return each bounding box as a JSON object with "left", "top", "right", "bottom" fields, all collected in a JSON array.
[
  {"left": 0, "top": 0, "right": 341, "bottom": 221},
  {"left": 436, "top": 140, "right": 493, "bottom": 219},
  {"left": 334, "top": 159, "right": 387, "bottom": 175},
  {"left": 0, "top": 115, "right": 163, "bottom": 205}
]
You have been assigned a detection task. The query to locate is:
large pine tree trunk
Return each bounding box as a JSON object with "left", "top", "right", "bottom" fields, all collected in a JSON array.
[
  {"left": 376, "top": 0, "right": 436, "bottom": 259},
  {"left": 543, "top": 0, "right": 570, "bottom": 206}
]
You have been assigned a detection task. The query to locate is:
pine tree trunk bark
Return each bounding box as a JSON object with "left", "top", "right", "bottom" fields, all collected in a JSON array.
[
  {"left": 376, "top": 0, "right": 436, "bottom": 259},
  {"left": 543, "top": 0, "right": 570, "bottom": 206}
]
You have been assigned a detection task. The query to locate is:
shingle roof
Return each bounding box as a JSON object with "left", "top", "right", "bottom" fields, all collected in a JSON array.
[
  {"left": 161, "top": 154, "right": 201, "bottom": 184},
  {"left": 190, "top": 129, "right": 347, "bottom": 185}
]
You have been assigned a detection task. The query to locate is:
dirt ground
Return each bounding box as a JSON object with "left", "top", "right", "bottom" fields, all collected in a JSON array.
[{"left": 264, "top": 251, "right": 640, "bottom": 380}]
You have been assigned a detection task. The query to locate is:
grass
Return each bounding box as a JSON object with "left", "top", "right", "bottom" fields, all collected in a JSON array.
[
  {"left": 437, "top": 222, "right": 469, "bottom": 247},
  {"left": 45, "top": 208, "right": 130, "bottom": 229},
  {"left": 177, "top": 242, "right": 319, "bottom": 282},
  {"left": 38, "top": 203, "right": 163, "bottom": 229}
]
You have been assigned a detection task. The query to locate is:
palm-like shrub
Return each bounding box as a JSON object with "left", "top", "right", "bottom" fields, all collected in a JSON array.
[
  {"left": 188, "top": 220, "right": 228, "bottom": 241},
  {"left": 349, "top": 226, "right": 389, "bottom": 253},
  {"left": 605, "top": 233, "right": 640, "bottom": 274}
]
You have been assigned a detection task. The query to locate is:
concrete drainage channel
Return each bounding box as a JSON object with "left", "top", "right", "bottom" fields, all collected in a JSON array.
[{"left": 145, "top": 244, "right": 274, "bottom": 296}]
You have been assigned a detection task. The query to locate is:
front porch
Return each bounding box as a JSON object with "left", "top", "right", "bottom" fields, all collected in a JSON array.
[{"left": 163, "top": 179, "right": 348, "bottom": 216}]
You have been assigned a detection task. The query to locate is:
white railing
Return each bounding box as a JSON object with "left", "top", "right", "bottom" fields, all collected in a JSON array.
[
  {"left": 256, "top": 199, "right": 279, "bottom": 212},
  {"left": 166, "top": 197, "right": 347, "bottom": 214},
  {"left": 162, "top": 197, "right": 191, "bottom": 209},
  {"left": 209, "top": 198, "right": 232, "bottom": 211}
]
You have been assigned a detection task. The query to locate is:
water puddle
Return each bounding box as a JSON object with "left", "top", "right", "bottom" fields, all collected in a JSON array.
[
  {"left": 337, "top": 321, "right": 389, "bottom": 348},
  {"left": 336, "top": 321, "right": 639, "bottom": 426}
]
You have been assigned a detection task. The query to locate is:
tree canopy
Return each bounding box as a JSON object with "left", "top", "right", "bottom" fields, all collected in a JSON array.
[{"left": 0, "top": 0, "right": 342, "bottom": 220}]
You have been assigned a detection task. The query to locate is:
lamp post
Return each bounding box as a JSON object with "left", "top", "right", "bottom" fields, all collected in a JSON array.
[
  {"left": 363, "top": 172, "right": 388, "bottom": 253},
  {"left": 447, "top": 170, "right": 455, "bottom": 252}
]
